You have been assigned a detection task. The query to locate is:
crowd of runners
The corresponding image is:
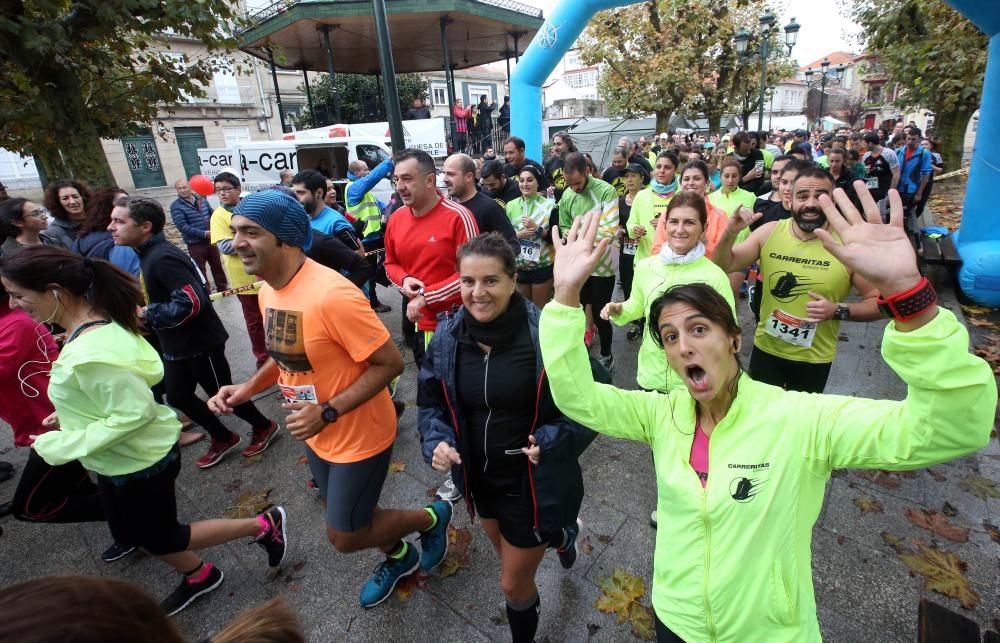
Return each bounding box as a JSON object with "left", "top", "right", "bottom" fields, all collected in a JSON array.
[{"left": 0, "top": 122, "right": 994, "bottom": 642}]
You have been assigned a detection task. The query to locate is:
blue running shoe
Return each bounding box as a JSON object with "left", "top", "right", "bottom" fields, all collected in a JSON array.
[
  {"left": 419, "top": 499, "right": 453, "bottom": 571},
  {"left": 359, "top": 543, "right": 419, "bottom": 609}
]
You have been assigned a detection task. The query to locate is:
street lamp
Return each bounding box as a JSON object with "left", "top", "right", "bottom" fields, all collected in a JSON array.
[
  {"left": 734, "top": 15, "right": 800, "bottom": 131},
  {"left": 805, "top": 58, "right": 847, "bottom": 130}
]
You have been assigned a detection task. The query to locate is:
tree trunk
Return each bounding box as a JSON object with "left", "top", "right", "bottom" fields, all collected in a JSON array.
[
  {"left": 656, "top": 110, "right": 671, "bottom": 136},
  {"left": 34, "top": 66, "right": 116, "bottom": 186},
  {"left": 931, "top": 105, "right": 975, "bottom": 169},
  {"left": 705, "top": 109, "right": 723, "bottom": 136}
]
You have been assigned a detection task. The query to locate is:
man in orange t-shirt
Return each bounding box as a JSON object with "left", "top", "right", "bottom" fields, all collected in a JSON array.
[{"left": 209, "top": 189, "right": 454, "bottom": 609}]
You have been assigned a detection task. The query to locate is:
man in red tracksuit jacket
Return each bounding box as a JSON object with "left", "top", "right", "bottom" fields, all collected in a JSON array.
[
  {"left": 383, "top": 148, "right": 479, "bottom": 504},
  {"left": 384, "top": 148, "right": 479, "bottom": 367}
]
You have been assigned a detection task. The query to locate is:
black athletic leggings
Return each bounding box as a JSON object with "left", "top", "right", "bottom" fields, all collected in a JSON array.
[
  {"left": 581, "top": 275, "right": 615, "bottom": 356},
  {"left": 12, "top": 448, "right": 104, "bottom": 524},
  {"left": 655, "top": 614, "right": 686, "bottom": 642},
  {"left": 163, "top": 346, "right": 270, "bottom": 442}
]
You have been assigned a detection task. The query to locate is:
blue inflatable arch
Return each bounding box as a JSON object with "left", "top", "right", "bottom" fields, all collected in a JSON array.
[{"left": 511, "top": 0, "right": 1000, "bottom": 306}]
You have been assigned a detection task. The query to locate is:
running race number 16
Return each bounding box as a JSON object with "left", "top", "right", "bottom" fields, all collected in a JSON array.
[
  {"left": 519, "top": 241, "right": 541, "bottom": 263},
  {"left": 764, "top": 309, "right": 816, "bottom": 348}
]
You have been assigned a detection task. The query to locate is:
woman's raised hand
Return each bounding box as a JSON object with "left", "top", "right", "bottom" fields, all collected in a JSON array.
[{"left": 552, "top": 210, "right": 611, "bottom": 307}]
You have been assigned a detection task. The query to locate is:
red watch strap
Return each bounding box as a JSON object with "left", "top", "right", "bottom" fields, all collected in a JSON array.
[{"left": 877, "top": 277, "right": 937, "bottom": 321}]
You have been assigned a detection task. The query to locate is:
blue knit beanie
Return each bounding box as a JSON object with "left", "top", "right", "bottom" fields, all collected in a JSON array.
[{"left": 233, "top": 188, "right": 313, "bottom": 251}]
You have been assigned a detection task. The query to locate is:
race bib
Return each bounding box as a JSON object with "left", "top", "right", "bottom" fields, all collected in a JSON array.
[
  {"left": 279, "top": 384, "right": 318, "bottom": 404},
  {"left": 865, "top": 177, "right": 879, "bottom": 189},
  {"left": 764, "top": 310, "right": 816, "bottom": 348},
  {"left": 623, "top": 240, "right": 638, "bottom": 256},
  {"left": 519, "top": 241, "right": 541, "bottom": 263}
]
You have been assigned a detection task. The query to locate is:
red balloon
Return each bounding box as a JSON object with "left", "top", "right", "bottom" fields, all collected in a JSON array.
[{"left": 189, "top": 174, "right": 214, "bottom": 197}]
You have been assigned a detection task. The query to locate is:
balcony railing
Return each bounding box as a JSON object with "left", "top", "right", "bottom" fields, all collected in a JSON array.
[
  {"left": 170, "top": 85, "right": 258, "bottom": 107},
  {"left": 245, "top": 0, "right": 543, "bottom": 23}
]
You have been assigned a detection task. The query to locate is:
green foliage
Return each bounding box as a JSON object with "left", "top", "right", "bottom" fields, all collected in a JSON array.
[
  {"left": 580, "top": 0, "right": 794, "bottom": 134},
  {"left": 848, "top": 0, "right": 986, "bottom": 165},
  {"left": 0, "top": 0, "right": 248, "bottom": 182},
  {"left": 292, "top": 73, "right": 428, "bottom": 128},
  {"left": 848, "top": 0, "right": 986, "bottom": 116}
]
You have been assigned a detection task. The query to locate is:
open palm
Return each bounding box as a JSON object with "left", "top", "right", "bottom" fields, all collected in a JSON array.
[
  {"left": 552, "top": 210, "right": 611, "bottom": 305},
  {"left": 813, "top": 184, "right": 922, "bottom": 296}
]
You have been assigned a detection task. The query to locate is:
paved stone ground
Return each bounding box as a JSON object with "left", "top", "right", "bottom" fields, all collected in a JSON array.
[{"left": 1, "top": 282, "right": 997, "bottom": 642}]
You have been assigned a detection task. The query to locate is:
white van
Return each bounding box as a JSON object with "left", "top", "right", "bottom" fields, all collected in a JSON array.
[{"left": 197, "top": 138, "right": 394, "bottom": 204}]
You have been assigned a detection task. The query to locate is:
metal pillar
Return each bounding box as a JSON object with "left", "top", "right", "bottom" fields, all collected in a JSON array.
[
  {"left": 440, "top": 16, "right": 457, "bottom": 151},
  {"left": 373, "top": 0, "right": 405, "bottom": 152},
  {"left": 266, "top": 48, "right": 288, "bottom": 133},
  {"left": 319, "top": 25, "right": 342, "bottom": 123},
  {"left": 302, "top": 69, "right": 315, "bottom": 126},
  {"left": 513, "top": 32, "right": 521, "bottom": 62},
  {"left": 756, "top": 38, "right": 769, "bottom": 132},
  {"left": 818, "top": 73, "right": 829, "bottom": 131}
]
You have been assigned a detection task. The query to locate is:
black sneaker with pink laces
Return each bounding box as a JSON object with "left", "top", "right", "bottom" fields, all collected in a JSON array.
[{"left": 253, "top": 506, "right": 288, "bottom": 568}]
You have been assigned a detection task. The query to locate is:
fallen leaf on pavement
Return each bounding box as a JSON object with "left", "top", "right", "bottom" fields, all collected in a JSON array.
[
  {"left": 927, "top": 468, "right": 947, "bottom": 482},
  {"left": 436, "top": 526, "right": 472, "bottom": 579},
  {"left": 594, "top": 570, "right": 655, "bottom": 640},
  {"left": 596, "top": 533, "right": 613, "bottom": 545},
  {"left": 958, "top": 474, "right": 1000, "bottom": 500},
  {"left": 961, "top": 304, "right": 994, "bottom": 316},
  {"left": 837, "top": 534, "right": 845, "bottom": 545},
  {"left": 983, "top": 522, "right": 1000, "bottom": 544},
  {"left": 389, "top": 460, "right": 406, "bottom": 473},
  {"left": 222, "top": 478, "right": 243, "bottom": 493},
  {"left": 579, "top": 535, "right": 594, "bottom": 554},
  {"left": 854, "top": 469, "right": 901, "bottom": 489},
  {"left": 224, "top": 487, "right": 273, "bottom": 519},
  {"left": 395, "top": 569, "right": 428, "bottom": 602},
  {"left": 881, "top": 532, "right": 980, "bottom": 609},
  {"left": 941, "top": 502, "right": 958, "bottom": 517},
  {"left": 853, "top": 493, "right": 884, "bottom": 514},
  {"left": 240, "top": 454, "right": 263, "bottom": 468},
  {"left": 296, "top": 454, "right": 308, "bottom": 465},
  {"left": 904, "top": 508, "right": 970, "bottom": 543}
]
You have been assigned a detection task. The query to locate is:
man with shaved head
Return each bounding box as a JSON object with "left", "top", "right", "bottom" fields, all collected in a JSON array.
[
  {"left": 169, "top": 178, "right": 228, "bottom": 292},
  {"left": 441, "top": 153, "right": 518, "bottom": 253}
]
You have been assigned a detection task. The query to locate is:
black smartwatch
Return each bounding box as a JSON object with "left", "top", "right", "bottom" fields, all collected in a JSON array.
[
  {"left": 320, "top": 402, "right": 339, "bottom": 425},
  {"left": 833, "top": 304, "right": 850, "bottom": 321}
]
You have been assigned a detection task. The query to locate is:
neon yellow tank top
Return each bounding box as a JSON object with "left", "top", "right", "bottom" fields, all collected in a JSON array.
[{"left": 754, "top": 219, "right": 851, "bottom": 364}]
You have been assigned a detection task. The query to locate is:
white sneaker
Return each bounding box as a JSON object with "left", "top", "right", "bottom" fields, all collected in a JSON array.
[
  {"left": 436, "top": 473, "right": 462, "bottom": 502},
  {"left": 650, "top": 510, "right": 657, "bottom": 528},
  {"left": 598, "top": 354, "right": 615, "bottom": 374}
]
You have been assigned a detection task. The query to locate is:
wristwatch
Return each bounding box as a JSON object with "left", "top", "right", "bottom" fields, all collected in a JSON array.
[
  {"left": 320, "top": 402, "right": 339, "bottom": 425},
  {"left": 833, "top": 304, "right": 850, "bottom": 321}
]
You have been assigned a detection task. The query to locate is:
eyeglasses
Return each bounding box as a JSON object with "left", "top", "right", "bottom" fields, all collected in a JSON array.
[
  {"left": 216, "top": 187, "right": 237, "bottom": 194},
  {"left": 26, "top": 207, "right": 49, "bottom": 218}
]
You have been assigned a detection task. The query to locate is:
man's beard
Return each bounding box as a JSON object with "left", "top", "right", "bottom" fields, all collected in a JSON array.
[
  {"left": 302, "top": 195, "right": 317, "bottom": 214},
  {"left": 793, "top": 206, "right": 827, "bottom": 233}
]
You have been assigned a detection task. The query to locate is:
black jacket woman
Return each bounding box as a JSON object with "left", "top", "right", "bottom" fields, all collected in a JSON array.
[{"left": 417, "top": 232, "right": 603, "bottom": 643}]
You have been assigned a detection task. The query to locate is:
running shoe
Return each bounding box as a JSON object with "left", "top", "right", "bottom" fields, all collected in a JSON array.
[
  {"left": 626, "top": 323, "right": 642, "bottom": 342},
  {"left": 597, "top": 354, "right": 615, "bottom": 374},
  {"left": 359, "top": 543, "right": 419, "bottom": 609},
  {"left": 556, "top": 519, "right": 582, "bottom": 569},
  {"left": 160, "top": 564, "right": 224, "bottom": 616},
  {"left": 243, "top": 420, "right": 280, "bottom": 458},
  {"left": 650, "top": 510, "right": 657, "bottom": 528},
  {"left": 436, "top": 473, "right": 462, "bottom": 502},
  {"left": 252, "top": 506, "right": 288, "bottom": 568},
  {"left": 372, "top": 302, "right": 392, "bottom": 313},
  {"left": 102, "top": 542, "right": 136, "bottom": 563},
  {"left": 196, "top": 433, "right": 242, "bottom": 469},
  {"left": 583, "top": 326, "right": 596, "bottom": 347},
  {"left": 393, "top": 399, "right": 406, "bottom": 418},
  {"left": 419, "top": 499, "right": 453, "bottom": 571},
  {"left": 307, "top": 478, "right": 322, "bottom": 495}
]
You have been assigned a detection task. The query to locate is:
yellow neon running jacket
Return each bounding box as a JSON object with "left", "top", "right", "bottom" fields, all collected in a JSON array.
[{"left": 540, "top": 301, "right": 995, "bottom": 643}]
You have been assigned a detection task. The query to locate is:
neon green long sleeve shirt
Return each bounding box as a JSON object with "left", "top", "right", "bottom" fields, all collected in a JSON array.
[
  {"left": 33, "top": 323, "right": 181, "bottom": 477},
  {"left": 540, "top": 301, "right": 995, "bottom": 643},
  {"left": 558, "top": 177, "right": 620, "bottom": 277},
  {"left": 610, "top": 256, "right": 735, "bottom": 392}
]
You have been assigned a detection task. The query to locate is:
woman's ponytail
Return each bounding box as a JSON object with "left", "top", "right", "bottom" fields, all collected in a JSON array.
[{"left": 0, "top": 246, "right": 143, "bottom": 334}]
